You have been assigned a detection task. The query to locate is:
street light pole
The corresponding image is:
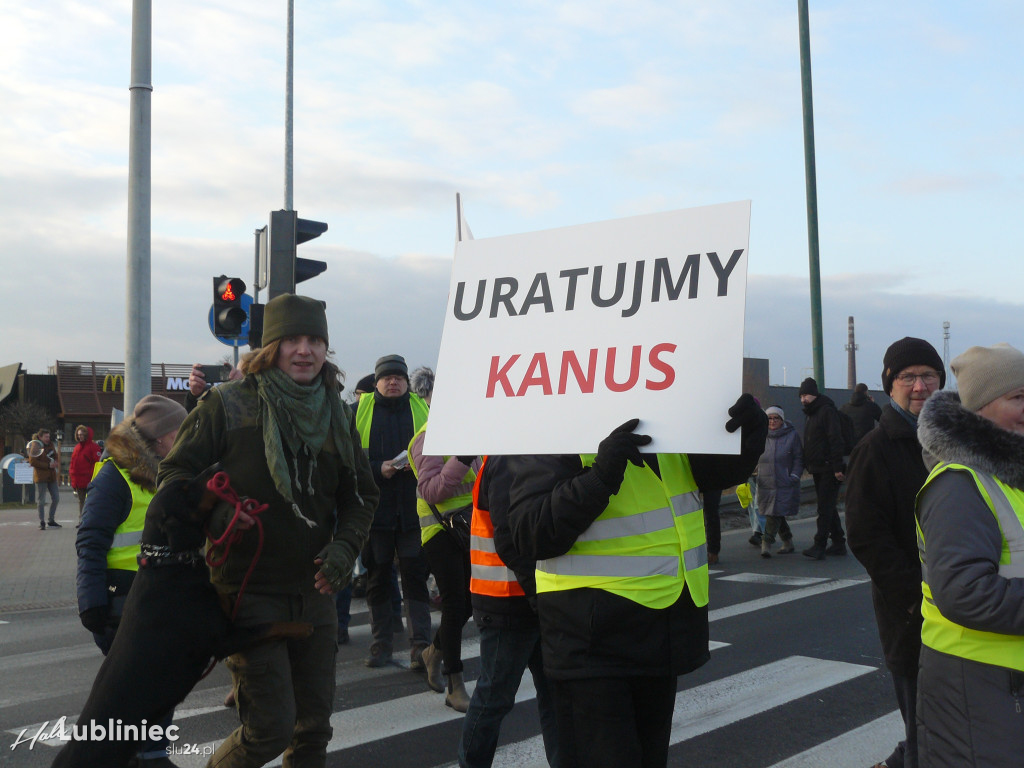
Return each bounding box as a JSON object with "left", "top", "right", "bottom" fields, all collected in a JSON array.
[
  {"left": 285, "top": 0, "right": 294, "bottom": 212},
  {"left": 798, "top": 0, "right": 825, "bottom": 388},
  {"left": 125, "top": 0, "right": 153, "bottom": 413}
]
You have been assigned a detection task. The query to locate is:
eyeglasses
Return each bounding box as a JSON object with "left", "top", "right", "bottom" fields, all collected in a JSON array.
[
  {"left": 767, "top": 416, "right": 783, "bottom": 421},
  {"left": 894, "top": 372, "right": 940, "bottom": 386}
]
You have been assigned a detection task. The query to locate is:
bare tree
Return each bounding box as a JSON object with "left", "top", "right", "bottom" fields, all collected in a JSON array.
[{"left": 0, "top": 401, "right": 54, "bottom": 449}]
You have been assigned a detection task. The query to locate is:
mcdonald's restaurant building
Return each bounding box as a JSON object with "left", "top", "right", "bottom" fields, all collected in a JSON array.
[{"left": 0, "top": 361, "right": 193, "bottom": 475}]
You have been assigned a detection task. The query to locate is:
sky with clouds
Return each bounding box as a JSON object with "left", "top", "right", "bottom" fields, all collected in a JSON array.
[{"left": 2, "top": 0, "right": 1022, "bottom": 394}]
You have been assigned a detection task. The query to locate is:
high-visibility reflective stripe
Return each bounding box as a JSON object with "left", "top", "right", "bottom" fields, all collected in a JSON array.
[
  {"left": 472, "top": 562, "right": 518, "bottom": 582},
  {"left": 470, "top": 534, "right": 497, "bottom": 553},
  {"left": 670, "top": 492, "right": 702, "bottom": 517},
  {"left": 683, "top": 542, "right": 708, "bottom": 572},
  {"left": 975, "top": 473, "right": 1024, "bottom": 578},
  {"left": 576, "top": 506, "right": 674, "bottom": 542},
  {"left": 537, "top": 553, "right": 679, "bottom": 578},
  {"left": 111, "top": 531, "right": 143, "bottom": 549},
  {"left": 419, "top": 514, "right": 435, "bottom": 529}
]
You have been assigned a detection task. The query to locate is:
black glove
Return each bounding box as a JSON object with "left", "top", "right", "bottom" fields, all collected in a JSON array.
[
  {"left": 592, "top": 419, "right": 651, "bottom": 494},
  {"left": 315, "top": 541, "right": 356, "bottom": 592},
  {"left": 455, "top": 456, "right": 477, "bottom": 466},
  {"left": 725, "top": 394, "right": 769, "bottom": 454},
  {"left": 80, "top": 605, "right": 109, "bottom": 635}
]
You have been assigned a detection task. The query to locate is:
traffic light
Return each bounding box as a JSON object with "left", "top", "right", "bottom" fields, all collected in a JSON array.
[
  {"left": 213, "top": 275, "right": 247, "bottom": 336},
  {"left": 266, "top": 210, "right": 328, "bottom": 299}
]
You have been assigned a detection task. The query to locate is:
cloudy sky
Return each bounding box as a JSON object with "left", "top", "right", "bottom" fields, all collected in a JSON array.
[{"left": 2, "top": 0, "right": 1022, "bottom": 393}]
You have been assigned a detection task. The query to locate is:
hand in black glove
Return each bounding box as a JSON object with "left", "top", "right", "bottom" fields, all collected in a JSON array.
[
  {"left": 314, "top": 541, "right": 356, "bottom": 595},
  {"left": 725, "top": 394, "right": 769, "bottom": 454},
  {"left": 592, "top": 418, "right": 651, "bottom": 494},
  {"left": 454, "top": 456, "right": 477, "bottom": 466},
  {"left": 80, "top": 605, "right": 110, "bottom": 635}
]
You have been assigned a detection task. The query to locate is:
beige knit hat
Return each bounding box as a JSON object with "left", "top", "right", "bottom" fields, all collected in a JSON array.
[
  {"left": 132, "top": 395, "right": 187, "bottom": 442},
  {"left": 951, "top": 343, "right": 1024, "bottom": 411}
]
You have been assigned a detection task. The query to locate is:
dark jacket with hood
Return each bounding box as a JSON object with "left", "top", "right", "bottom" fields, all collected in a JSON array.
[
  {"left": 802, "top": 394, "right": 845, "bottom": 474},
  {"left": 76, "top": 419, "right": 161, "bottom": 620},
  {"left": 756, "top": 420, "right": 803, "bottom": 518},
  {"left": 915, "top": 390, "right": 1024, "bottom": 767},
  {"left": 845, "top": 404, "right": 926, "bottom": 676},
  {"left": 841, "top": 390, "right": 882, "bottom": 446},
  {"left": 158, "top": 374, "right": 379, "bottom": 596},
  {"left": 507, "top": 417, "right": 766, "bottom": 681},
  {"left": 69, "top": 425, "right": 102, "bottom": 490}
]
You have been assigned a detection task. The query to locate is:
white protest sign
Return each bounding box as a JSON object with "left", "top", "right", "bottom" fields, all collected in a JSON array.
[{"left": 425, "top": 200, "right": 750, "bottom": 456}]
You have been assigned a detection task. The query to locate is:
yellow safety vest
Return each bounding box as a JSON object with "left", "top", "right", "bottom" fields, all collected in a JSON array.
[
  {"left": 407, "top": 421, "right": 476, "bottom": 545},
  {"left": 917, "top": 462, "right": 1024, "bottom": 671},
  {"left": 100, "top": 459, "right": 153, "bottom": 571},
  {"left": 355, "top": 391, "right": 429, "bottom": 450},
  {"left": 536, "top": 454, "right": 708, "bottom": 610}
]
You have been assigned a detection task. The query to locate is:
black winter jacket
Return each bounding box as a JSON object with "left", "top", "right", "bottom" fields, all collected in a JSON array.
[
  {"left": 845, "top": 404, "right": 926, "bottom": 675},
  {"left": 361, "top": 391, "right": 420, "bottom": 532},
  {"left": 507, "top": 419, "right": 766, "bottom": 681},
  {"left": 840, "top": 391, "right": 882, "bottom": 446},
  {"left": 802, "top": 394, "right": 845, "bottom": 473}
]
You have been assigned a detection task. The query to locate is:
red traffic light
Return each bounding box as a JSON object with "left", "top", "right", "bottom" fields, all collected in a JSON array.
[{"left": 213, "top": 276, "right": 248, "bottom": 337}]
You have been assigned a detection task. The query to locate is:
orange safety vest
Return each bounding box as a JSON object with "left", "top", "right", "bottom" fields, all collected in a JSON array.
[{"left": 469, "top": 456, "right": 526, "bottom": 599}]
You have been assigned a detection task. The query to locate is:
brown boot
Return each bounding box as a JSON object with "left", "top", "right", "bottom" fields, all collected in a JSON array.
[
  {"left": 761, "top": 539, "right": 772, "bottom": 558},
  {"left": 445, "top": 672, "right": 470, "bottom": 713},
  {"left": 421, "top": 644, "right": 444, "bottom": 693}
]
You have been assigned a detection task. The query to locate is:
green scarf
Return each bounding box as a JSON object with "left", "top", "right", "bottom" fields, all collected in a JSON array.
[{"left": 256, "top": 367, "right": 353, "bottom": 527}]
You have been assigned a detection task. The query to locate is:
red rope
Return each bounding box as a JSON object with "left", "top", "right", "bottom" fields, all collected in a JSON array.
[{"left": 203, "top": 471, "right": 269, "bottom": 621}]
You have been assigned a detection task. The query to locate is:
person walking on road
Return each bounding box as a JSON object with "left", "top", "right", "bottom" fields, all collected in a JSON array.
[
  {"left": 69, "top": 424, "right": 102, "bottom": 524},
  {"left": 76, "top": 394, "right": 188, "bottom": 766},
  {"left": 756, "top": 406, "right": 803, "bottom": 557},
  {"left": 159, "top": 293, "right": 379, "bottom": 768},
  {"left": 354, "top": 354, "right": 433, "bottom": 670},
  {"left": 407, "top": 367, "right": 480, "bottom": 712},
  {"left": 846, "top": 336, "right": 945, "bottom": 768},
  {"left": 914, "top": 343, "right": 1024, "bottom": 767},
  {"left": 798, "top": 378, "right": 847, "bottom": 560},
  {"left": 459, "top": 456, "right": 561, "bottom": 768},
  {"left": 507, "top": 396, "right": 767, "bottom": 768},
  {"left": 841, "top": 382, "right": 882, "bottom": 447}
]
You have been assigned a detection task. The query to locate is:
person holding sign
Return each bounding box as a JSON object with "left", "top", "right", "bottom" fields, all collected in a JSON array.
[{"left": 507, "top": 397, "right": 767, "bottom": 768}]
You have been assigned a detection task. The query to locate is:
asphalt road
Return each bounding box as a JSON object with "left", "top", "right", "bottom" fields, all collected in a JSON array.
[{"left": 0, "top": 490, "right": 903, "bottom": 767}]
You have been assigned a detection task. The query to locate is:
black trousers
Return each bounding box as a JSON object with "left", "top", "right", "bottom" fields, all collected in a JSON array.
[
  {"left": 550, "top": 675, "right": 677, "bottom": 768},
  {"left": 811, "top": 472, "right": 845, "bottom": 547},
  {"left": 422, "top": 530, "right": 472, "bottom": 674}
]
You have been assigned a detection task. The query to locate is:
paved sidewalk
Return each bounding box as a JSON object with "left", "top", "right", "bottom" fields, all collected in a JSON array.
[{"left": 0, "top": 487, "right": 80, "bottom": 614}]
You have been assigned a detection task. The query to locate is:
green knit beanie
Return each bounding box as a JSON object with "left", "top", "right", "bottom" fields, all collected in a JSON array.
[{"left": 262, "top": 294, "right": 328, "bottom": 347}]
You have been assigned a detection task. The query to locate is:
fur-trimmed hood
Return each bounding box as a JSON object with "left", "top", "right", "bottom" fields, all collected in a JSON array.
[
  {"left": 103, "top": 419, "right": 162, "bottom": 492},
  {"left": 918, "top": 389, "right": 1024, "bottom": 489}
]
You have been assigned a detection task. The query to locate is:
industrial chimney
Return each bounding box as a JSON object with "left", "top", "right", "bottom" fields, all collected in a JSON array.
[{"left": 845, "top": 316, "right": 858, "bottom": 390}]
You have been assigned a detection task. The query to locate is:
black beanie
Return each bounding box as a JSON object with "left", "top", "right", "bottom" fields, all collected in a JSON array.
[
  {"left": 375, "top": 354, "right": 409, "bottom": 381},
  {"left": 798, "top": 377, "right": 819, "bottom": 396},
  {"left": 354, "top": 374, "right": 375, "bottom": 394},
  {"left": 881, "top": 337, "right": 945, "bottom": 394}
]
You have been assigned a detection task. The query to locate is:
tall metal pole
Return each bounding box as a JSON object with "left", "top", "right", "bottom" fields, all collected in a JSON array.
[
  {"left": 125, "top": 0, "right": 153, "bottom": 413},
  {"left": 798, "top": 0, "right": 825, "bottom": 387},
  {"left": 284, "top": 0, "right": 294, "bottom": 211}
]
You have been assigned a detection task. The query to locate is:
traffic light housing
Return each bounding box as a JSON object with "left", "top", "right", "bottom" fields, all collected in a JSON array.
[
  {"left": 213, "top": 275, "right": 247, "bottom": 336},
  {"left": 266, "top": 210, "right": 328, "bottom": 299}
]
